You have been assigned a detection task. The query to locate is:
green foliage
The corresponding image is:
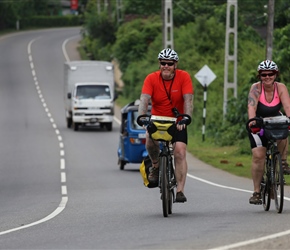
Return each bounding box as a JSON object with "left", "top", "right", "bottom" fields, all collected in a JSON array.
[
  {"left": 84, "top": 11, "right": 116, "bottom": 46},
  {"left": 79, "top": 1, "right": 289, "bottom": 148},
  {"left": 112, "top": 16, "right": 162, "bottom": 73},
  {"left": 82, "top": 1, "right": 117, "bottom": 60},
  {"left": 274, "top": 0, "right": 290, "bottom": 28},
  {"left": 173, "top": 0, "right": 227, "bottom": 27},
  {"left": 21, "top": 15, "right": 81, "bottom": 29},
  {"left": 273, "top": 24, "right": 290, "bottom": 82},
  {"left": 0, "top": 0, "right": 62, "bottom": 29},
  {"left": 123, "top": 0, "right": 161, "bottom": 16},
  {"left": 238, "top": 0, "right": 268, "bottom": 26}
]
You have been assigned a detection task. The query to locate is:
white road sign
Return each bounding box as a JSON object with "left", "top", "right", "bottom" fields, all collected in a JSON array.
[{"left": 194, "top": 65, "right": 216, "bottom": 87}]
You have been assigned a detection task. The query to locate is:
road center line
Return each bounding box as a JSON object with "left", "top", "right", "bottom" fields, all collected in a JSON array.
[{"left": 0, "top": 36, "right": 69, "bottom": 236}]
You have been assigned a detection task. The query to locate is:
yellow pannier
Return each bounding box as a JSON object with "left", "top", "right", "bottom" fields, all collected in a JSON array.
[{"left": 148, "top": 115, "right": 177, "bottom": 141}]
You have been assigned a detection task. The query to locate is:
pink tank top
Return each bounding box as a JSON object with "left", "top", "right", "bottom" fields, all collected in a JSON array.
[{"left": 257, "top": 82, "right": 281, "bottom": 117}]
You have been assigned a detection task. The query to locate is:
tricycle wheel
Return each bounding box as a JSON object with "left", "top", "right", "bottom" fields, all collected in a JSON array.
[{"left": 120, "top": 160, "right": 126, "bottom": 170}]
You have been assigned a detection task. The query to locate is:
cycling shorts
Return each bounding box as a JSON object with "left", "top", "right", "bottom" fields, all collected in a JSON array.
[
  {"left": 172, "top": 127, "right": 188, "bottom": 145},
  {"left": 248, "top": 131, "right": 268, "bottom": 149}
]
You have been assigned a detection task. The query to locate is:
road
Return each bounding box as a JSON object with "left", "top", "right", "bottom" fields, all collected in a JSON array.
[{"left": 0, "top": 27, "right": 290, "bottom": 249}]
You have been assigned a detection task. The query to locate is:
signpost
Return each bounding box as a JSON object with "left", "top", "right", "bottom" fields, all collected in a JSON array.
[
  {"left": 194, "top": 65, "right": 216, "bottom": 141},
  {"left": 70, "top": 0, "right": 78, "bottom": 14}
]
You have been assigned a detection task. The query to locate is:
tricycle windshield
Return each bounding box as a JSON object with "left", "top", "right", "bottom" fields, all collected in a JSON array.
[{"left": 132, "top": 111, "right": 144, "bottom": 130}]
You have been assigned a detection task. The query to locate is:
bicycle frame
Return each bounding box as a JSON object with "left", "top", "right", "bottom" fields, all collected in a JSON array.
[
  {"left": 263, "top": 139, "right": 284, "bottom": 213},
  {"left": 158, "top": 141, "right": 176, "bottom": 217},
  {"left": 158, "top": 141, "right": 175, "bottom": 188}
]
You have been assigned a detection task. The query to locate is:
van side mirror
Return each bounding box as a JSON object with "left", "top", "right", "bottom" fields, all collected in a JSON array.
[{"left": 67, "top": 93, "right": 71, "bottom": 99}]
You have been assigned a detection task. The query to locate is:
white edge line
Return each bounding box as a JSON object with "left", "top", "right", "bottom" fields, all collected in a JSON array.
[
  {"left": 208, "top": 229, "right": 290, "bottom": 250},
  {"left": 0, "top": 197, "right": 68, "bottom": 236},
  {"left": 186, "top": 175, "right": 290, "bottom": 249},
  {"left": 62, "top": 35, "right": 80, "bottom": 62}
]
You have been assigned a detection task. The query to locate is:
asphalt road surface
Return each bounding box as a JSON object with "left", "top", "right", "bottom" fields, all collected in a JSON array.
[{"left": 0, "top": 27, "right": 290, "bottom": 249}]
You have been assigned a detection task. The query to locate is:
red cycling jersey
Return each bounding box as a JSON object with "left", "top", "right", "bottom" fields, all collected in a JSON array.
[{"left": 142, "top": 69, "right": 193, "bottom": 117}]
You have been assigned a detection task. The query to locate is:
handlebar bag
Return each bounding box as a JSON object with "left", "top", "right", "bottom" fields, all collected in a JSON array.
[
  {"left": 264, "top": 123, "right": 289, "bottom": 140},
  {"left": 139, "top": 156, "right": 158, "bottom": 188},
  {"left": 147, "top": 115, "right": 177, "bottom": 141}
]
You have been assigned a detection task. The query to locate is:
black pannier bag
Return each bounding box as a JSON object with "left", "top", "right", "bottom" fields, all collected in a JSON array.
[{"left": 264, "top": 122, "right": 289, "bottom": 140}]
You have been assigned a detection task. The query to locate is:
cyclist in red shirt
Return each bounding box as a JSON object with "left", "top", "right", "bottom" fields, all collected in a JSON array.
[{"left": 138, "top": 48, "right": 194, "bottom": 202}]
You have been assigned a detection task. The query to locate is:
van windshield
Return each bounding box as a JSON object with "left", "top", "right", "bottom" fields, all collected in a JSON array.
[{"left": 76, "top": 85, "right": 111, "bottom": 100}]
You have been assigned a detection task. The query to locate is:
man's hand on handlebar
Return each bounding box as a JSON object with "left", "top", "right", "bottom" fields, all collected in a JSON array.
[{"left": 177, "top": 117, "right": 189, "bottom": 131}]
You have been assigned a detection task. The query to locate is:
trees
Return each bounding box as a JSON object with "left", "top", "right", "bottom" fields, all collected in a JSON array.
[{"left": 0, "top": 0, "right": 61, "bottom": 30}]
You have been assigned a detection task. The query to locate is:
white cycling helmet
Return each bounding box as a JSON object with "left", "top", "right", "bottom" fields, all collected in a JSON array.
[
  {"left": 157, "top": 48, "right": 179, "bottom": 61},
  {"left": 257, "top": 60, "right": 279, "bottom": 72}
]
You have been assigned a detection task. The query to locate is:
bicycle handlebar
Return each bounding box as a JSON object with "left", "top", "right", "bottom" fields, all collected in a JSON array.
[
  {"left": 246, "top": 117, "right": 264, "bottom": 134},
  {"left": 246, "top": 116, "right": 290, "bottom": 134},
  {"left": 137, "top": 114, "right": 192, "bottom": 127}
]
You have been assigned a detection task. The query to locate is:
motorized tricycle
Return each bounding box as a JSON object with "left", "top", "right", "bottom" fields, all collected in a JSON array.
[{"left": 117, "top": 100, "right": 151, "bottom": 170}]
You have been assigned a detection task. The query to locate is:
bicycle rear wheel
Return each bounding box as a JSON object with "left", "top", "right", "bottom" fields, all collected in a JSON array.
[
  {"left": 273, "top": 153, "right": 284, "bottom": 213},
  {"left": 160, "top": 155, "right": 169, "bottom": 217},
  {"left": 262, "top": 158, "right": 271, "bottom": 211}
]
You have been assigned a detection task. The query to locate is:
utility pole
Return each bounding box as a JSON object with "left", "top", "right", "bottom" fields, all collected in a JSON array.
[
  {"left": 223, "top": 0, "right": 238, "bottom": 116},
  {"left": 116, "top": 0, "right": 123, "bottom": 24},
  {"left": 162, "top": 0, "right": 174, "bottom": 49},
  {"left": 266, "top": 0, "right": 275, "bottom": 60},
  {"left": 97, "top": 0, "right": 100, "bottom": 14}
]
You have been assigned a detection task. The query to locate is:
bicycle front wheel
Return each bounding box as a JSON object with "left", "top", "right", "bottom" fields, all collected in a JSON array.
[
  {"left": 262, "top": 179, "right": 271, "bottom": 211},
  {"left": 262, "top": 157, "right": 271, "bottom": 211},
  {"left": 273, "top": 153, "right": 284, "bottom": 213},
  {"left": 160, "top": 155, "right": 169, "bottom": 217}
]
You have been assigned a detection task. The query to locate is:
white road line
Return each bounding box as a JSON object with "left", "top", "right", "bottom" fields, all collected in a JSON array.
[
  {"left": 60, "top": 158, "right": 65, "bottom": 170},
  {"left": 61, "top": 172, "right": 66, "bottom": 183},
  {"left": 209, "top": 229, "right": 290, "bottom": 250},
  {"left": 187, "top": 173, "right": 290, "bottom": 201},
  {"left": 0, "top": 37, "right": 69, "bottom": 236},
  {"left": 61, "top": 186, "right": 68, "bottom": 195},
  {"left": 26, "top": 37, "right": 68, "bottom": 213},
  {"left": 0, "top": 197, "right": 68, "bottom": 236},
  {"left": 62, "top": 35, "right": 80, "bottom": 62}
]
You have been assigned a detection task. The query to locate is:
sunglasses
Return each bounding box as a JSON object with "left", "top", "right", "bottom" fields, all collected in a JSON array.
[
  {"left": 260, "top": 72, "right": 275, "bottom": 77},
  {"left": 160, "top": 61, "right": 175, "bottom": 66}
]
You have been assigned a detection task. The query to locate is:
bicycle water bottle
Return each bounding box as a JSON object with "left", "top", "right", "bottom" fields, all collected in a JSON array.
[{"left": 260, "top": 128, "right": 264, "bottom": 136}]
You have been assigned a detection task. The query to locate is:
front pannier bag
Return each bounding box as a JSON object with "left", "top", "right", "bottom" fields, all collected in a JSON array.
[{"left": 263, "top": 116, "right": 290, "bottom": 140}]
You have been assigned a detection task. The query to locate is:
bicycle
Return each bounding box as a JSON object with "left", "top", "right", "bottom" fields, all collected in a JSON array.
[
  {"left": 246, "top": 116, "right": 290, "bottom": 213},
  {"left": 137, "top": 114, "right": 191, "bottom": 217}
]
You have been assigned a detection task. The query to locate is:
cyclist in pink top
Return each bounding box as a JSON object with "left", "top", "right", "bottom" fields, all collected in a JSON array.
[
  {"left": 247, "top": 60, "right": 290, "bottom": 205},
  {"left": 138, "top": 48, "right": 193, "bottom": 203}
]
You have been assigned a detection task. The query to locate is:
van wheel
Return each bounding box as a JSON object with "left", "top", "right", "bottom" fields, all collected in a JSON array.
[
  {"left": 66, "top": 118, "right": 72, "bottom": 128},
  {"left": 106, "top": 123, "right": 112, "bottom": 131},
  {"left": 73, "top": 122, "right": 79, "bottom": 131}
]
